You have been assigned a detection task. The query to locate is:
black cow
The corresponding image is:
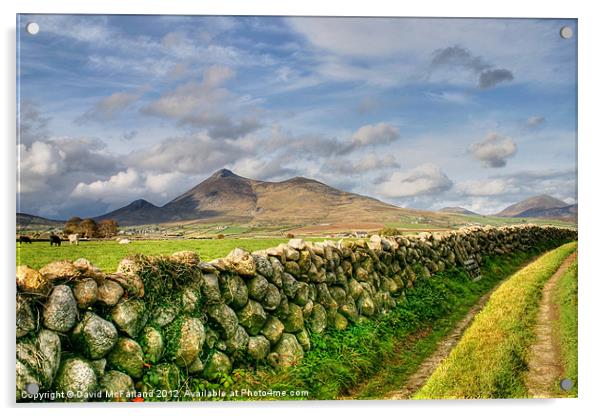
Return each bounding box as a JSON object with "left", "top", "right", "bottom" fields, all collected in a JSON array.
[
  {"left": 18, "top": 236, "right": 32, "bottom": 244},
  {"left": 50, "top": 235, "right": 61, "bottom": 246}
]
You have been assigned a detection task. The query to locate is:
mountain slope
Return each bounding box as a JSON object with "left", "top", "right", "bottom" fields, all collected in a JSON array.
[
  {"left": 438, "top": 207, "right": 478, "bottom": 216},
  {"left": 17, "top": 213, "right": 64, "bottom": 229},
  {"left": 496, "top": 195, "right": 568, "bottom": 217},
  {"left": 96, "top": 169, "right": 416, "bottom": 226},
  {"left": 95, "top": 199, "right": 169, "bottom": 226},
  {"left": 519, "top": 204, "right": 577, "bottom": 219}
]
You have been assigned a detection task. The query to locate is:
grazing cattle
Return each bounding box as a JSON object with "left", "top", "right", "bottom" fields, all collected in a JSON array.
[
  {"left": 118, "top": 238, "right": 131, "bottom": 245},
  {"left": 18, "top": 236, "right": 32, "bottom": 244},
  {"left": 68, "top": 234, "right": 79, "bottom": 245},
  {"left": 50, "top": 235, "right": 61, "bottom": 246}
]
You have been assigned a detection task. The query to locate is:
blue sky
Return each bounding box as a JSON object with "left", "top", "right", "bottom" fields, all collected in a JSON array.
[{"left": 17, "top": 15, "right": 577, "bottom": 219}]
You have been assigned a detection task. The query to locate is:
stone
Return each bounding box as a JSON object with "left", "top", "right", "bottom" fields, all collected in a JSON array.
[
  {"left": 284, "top": 261, "right": 301, "bottom": 277},
  {"left": 201, "top": 273, "right": 222, "bottom": 304},
  {"left": 90, "top": 358, "right": 107, "bottom": 378},
  {"left": 73, "top": 278, "right": 98, "bottom": 308},
  {"left": 247, "top": 274, "right": 269, "bottom": 302},
  {"left": 107, "top": 337, "right": 144, "bottom": 379},
  {"left": 96, "top": 280, "right": 124, "bottom": 306},
  {"left": 107, "top": 273, "right": 144, "bottom": 298},
  {"left": 16, "top": 329, "right": 61, "bottom": 391},
  {"left": 329, "top": 286, "right": 347, "bottom": 305},
  {"left": 262, "top": 283, "right": 281, "bottom": 311},
  {"left": 170, "top": 250, "right": 200, "bottom": 266},
  {"left": 339, "top": 296, "right": 359, "bottom": 322},
  {"left": 308, "top": 303, "right": 327, "bottom": 334},
  {"left": 293, "top": 282, "right": 310, "bottom": 306},
  {"left": 140, "top": 326, "right": 164, "bottom": 364},
  {"left": 170, "top": 317, "right": 205, "bottom": 367},
  {"left": 180, "top": 285, "right": 200, "bottom": 313},
  {"left": 16, "top": 360, "right": 39, "bottom": 400},
  {"left": 53, "top": 358, "right": 98, "bottom": 402},
  {"left": 72, "top": 312, "right": 118, "bottom": 359},
  {"left": 187, "top": 356, "right": 204, "bottom": 374},
  {"left": 39, "top": 260, "right": 80, "bottom": 282},
  {"left": 116, "top": 257, "right": 143, "bottom": 277},
  {"left": 298, "top": 250, "right": 312, "bottom": 274},
  {"left": 226, "top": 248, "right": 256, "bottom": 276},
  {"left": 237, "top": 300, "right": 267, "bottom": 336},
  {"left": 260, "top": 316, "right": 285, "bottom": 344},
  {"left": 73, "top": 258, "right": 104, "bottom": 280},
  {"left": 283, "top": 245, "right": 300, "bottom": 261},
  {"left": 295, "top": 328, "right": 311, "bottom": 351},
  {"left": 16, "top": 265, "right": 48, "bottom": 294},
  {"left": 271, "top": 333, "right": 304, "bottom": 367},
  {"left": 43, "top": 285, "right": 78, "bottom": 332},
  {"left": 253, "top": 254, "right": 273, "bottom": 278},
  {"left": 111, "top": 298, "right": 147, "bottom": 338},
  {"left": 100, "top": 370, "right": 135, "bottom": 402},
  {"left": 334, "top": 313, "right": 348, "bottom": 330},
  {"left": 283, "top": 303, "right": 305, "bottom": 333},
  {"left": 282, "top": 273, "right": 299, "bottom": 298},
  {"left": 288, "top": 238, "right": 306, "bottom": 250},
  {"left": 203, "top": 351, "right": 232, "bottom": 380},
  {"left": 348, "top": 278, "right": 364, "bottom": 300},
  {"left": 220, "top": 274, "right": 249, "bottom": 309},
  {"left": 247, "top": 335, "right": 271, "bottom": 360},
  {"left": 151, "top": 304, "right": 180, "bottom": 327},
  {"left": 225, "top": 325, "right": 249, "bottom": 354},
  {"left": 207, "top": 303, "right": 239, "bottom": 338},
  {"left": 268, "top": 257, "right": 284, "bottom": 287},
  {"left": 16, "top": 295, "right": 35, "bottom": 338},
  {"left": 358, "top": 294, "right": 376, "bottom": 317}
]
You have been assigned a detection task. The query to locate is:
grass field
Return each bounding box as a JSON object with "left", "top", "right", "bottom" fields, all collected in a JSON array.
[
  {"left": 553, "top": 261, "right": 578, "bottom": 397},
  {"left": 16, "top": 239, "right": 296, "bottom": 272},
  {"left": 414, "top": 241, "right": 577, "bottom": 399}
]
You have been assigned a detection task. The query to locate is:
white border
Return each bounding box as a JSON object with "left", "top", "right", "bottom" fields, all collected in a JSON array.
[{"left": 2, "top": 1, "right": 600, "bottom": 416}]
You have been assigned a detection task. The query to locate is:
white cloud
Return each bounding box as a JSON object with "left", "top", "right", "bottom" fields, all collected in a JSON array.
[
  {"left": 456, "top": 178, "right": 516, "bottom": 196},
  {"left": 351, "top": 122, "right": 400, "bottom": 147},
  {"left": 469, "top": 133, "right": 517, "bottom": 168},
  {"left": 71, "top": 168, "right": 143, "bottom": 202},
  {"left": 377, "top": 163, "right": 453, "bottom": 198}
]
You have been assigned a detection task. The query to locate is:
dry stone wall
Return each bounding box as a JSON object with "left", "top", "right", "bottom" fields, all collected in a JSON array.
[{"left": 15, "top": 225, "right": 576, "bottom": 401}]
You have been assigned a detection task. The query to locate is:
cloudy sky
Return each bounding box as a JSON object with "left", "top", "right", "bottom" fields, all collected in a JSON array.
[{"left": 17, "top": 15, "right": 577, "bottom": 219}]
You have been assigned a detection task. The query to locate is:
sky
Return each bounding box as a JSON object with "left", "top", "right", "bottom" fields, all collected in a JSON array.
[{"left": 16, "top": 15, "right": 577, "bottom": 219}]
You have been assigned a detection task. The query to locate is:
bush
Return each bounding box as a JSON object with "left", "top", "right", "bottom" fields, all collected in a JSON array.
[
  {"left": 378, "top": 227, "right": 400, "bottom": 237},
  {"left": 286, "top": 233, "right": 295, "bottom": 239},
  {"left": 216, "top": 234, "right": 225, "bottom": 240}
]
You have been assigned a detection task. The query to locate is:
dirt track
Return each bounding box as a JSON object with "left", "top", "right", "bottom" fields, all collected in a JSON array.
[{"left": 524, "top": 251, "right": 577, "bottom": 398}]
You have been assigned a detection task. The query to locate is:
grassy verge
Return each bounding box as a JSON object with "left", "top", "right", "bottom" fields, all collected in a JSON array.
[
  {"left": 188, "top": 238, "right": 573, "bottom": 401},
  {"left": 553, "top": 261, "right": 578, "bottom": 397},
  {"left": 415, "top": 241, "right": 577, "bottom": 399}
]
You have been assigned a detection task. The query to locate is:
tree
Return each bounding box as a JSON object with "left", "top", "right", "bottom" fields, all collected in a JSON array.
[
  {"left": 79, "top": 218, "right": 99, "bottom": 238},
  {"left": 64, "top": 217, "right": 83, "bottom": 235},
  {"left": 98, "top": 219, "right": 119, "bottom": 238}
]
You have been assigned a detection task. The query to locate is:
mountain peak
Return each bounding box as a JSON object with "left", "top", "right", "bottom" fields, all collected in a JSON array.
[
  {"left": 127, "top": 199, "right": 157, "bottom": 209},
  {"left": 496, "top": 194, "right": 568, "bottom": 217},
  {"left": 211, "top": 168, "right": 240, "bottom": 179}
]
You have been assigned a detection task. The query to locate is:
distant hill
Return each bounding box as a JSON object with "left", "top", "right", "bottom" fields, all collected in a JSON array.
[
  {"left": 95, "top": 199, "right": 170, "bottom": 226},
  {"left": 438, "top": 207, "right": 478, "bottom": 216},
  {"left": 519, "top": 204, "right": 578, "bottom": 220},
  {"left": 92, "top": 169, "right": 419, "bottom": 226},
  {"left": 17, "top": 213, "right": 64, "bottom": 230},
  {"left": 496, "top": 195, "right": 570, "bottom": 218}
]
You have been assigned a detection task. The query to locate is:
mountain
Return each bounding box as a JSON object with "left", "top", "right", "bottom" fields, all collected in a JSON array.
[
  {"left": 95, "top": 169, "right": 415, "bottom": 226},
  {"left": 438, "top": 207, "right": 478, "bottom": 216},
  {"left": 17, "top": 213, "right": 65, "bottom": 229},
  {"left": 95, "top": 199, "right": 169, "bottom": 226},
  {"left": 496, "top": 195, "right": 569, "bottom": 217},
  {"left": 519, "top": 204, "right": 578, "bottom": 219}
]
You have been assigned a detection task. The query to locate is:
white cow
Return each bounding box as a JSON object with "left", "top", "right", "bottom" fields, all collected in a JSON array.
[
  {"left": 68, "top": 234, "right": 79, "bottom": 245},
  {"left": 118, "top": 238, "right": 131, "bottom": 245}
]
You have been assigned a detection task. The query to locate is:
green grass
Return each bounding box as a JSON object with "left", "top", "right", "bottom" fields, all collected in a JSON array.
[
  {"left": 16, "top": 239, "right": 292, "bottom": 272},
  {"left": 212, "top": 238, "right": 573, "bottom": 401},
  {"left": 415, "top": 241, "right": 577, "bottom": 399},
  {"left": 17, "top": 237, "right": 345, "bottom": 272},
  {"left": 553, "top": 261, "right": 578, "bottom": 397}
]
